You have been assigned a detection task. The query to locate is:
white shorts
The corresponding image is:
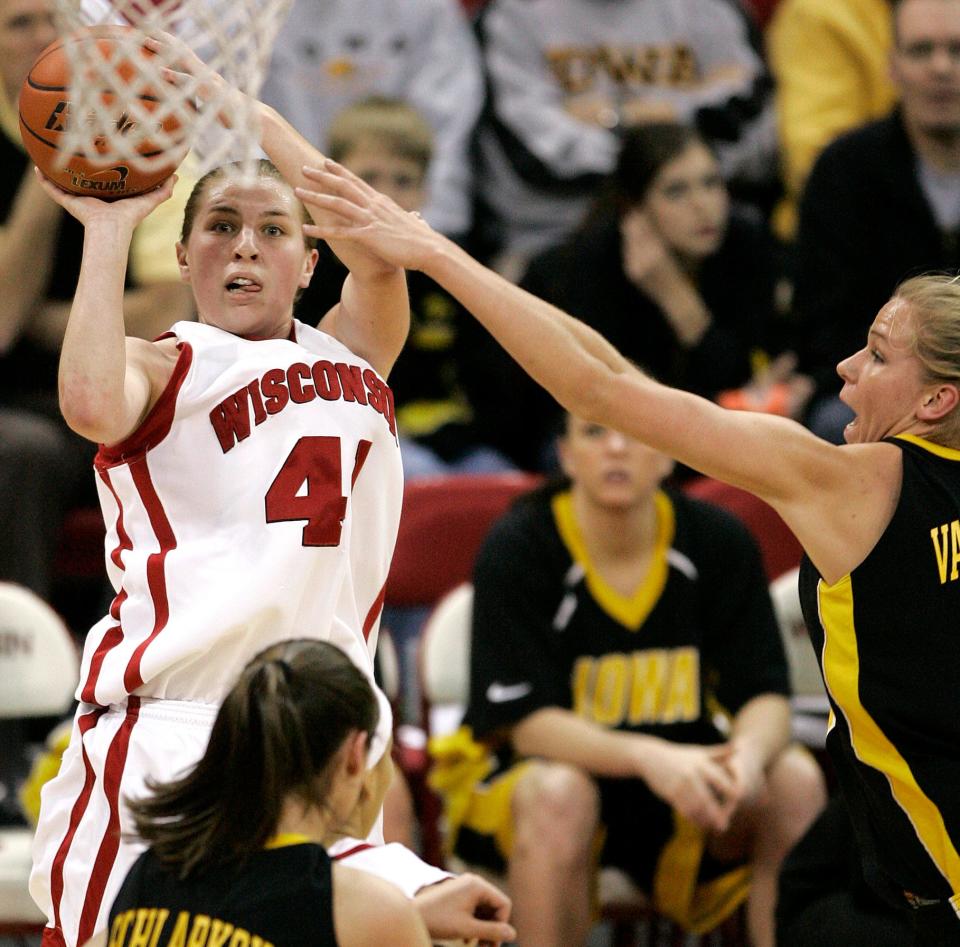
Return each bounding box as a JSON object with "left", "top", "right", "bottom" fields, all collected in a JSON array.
[{"left": 29, "top": 697, "right": 218, "bottom": 947}]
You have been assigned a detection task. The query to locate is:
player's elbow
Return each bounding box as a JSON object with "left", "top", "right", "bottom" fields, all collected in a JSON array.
[
  {"left": 58, "top": 380, "right": 120, "bottom": 444},
  {"left": 571, "top": 368, "right": 622, "bottom": 426}
]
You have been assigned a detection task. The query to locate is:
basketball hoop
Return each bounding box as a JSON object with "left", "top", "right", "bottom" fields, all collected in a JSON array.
[{"left": 50, "top": 0, "right": 293, "bottom": 175}]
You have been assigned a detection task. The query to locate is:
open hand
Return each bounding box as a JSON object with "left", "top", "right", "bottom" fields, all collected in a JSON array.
[{"left": 295, "top": 160, "right": 445, "bottom": 272}]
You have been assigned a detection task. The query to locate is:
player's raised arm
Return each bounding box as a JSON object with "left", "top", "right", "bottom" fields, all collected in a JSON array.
[
  {"left": 295, "top": 161, "right": 898, "bottom": 574},
  {"left": 37, "top": 173, "right": 179, "bottom": 446},
  {"left": 148, "top": 34, "right": 409, "bottom": 377},
  {"left": 257, "top": 107, "right": 409, "bottom": 378}
]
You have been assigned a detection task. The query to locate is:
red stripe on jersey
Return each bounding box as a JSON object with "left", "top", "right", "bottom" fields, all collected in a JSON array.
[
  {"left": 352, "top": 439, "right": 373, "bottom": 488},
  {"left": 109, "top": 588, "right": 127, "bottom": 622},
  {"left": 362, "top": 581, "right": 387, "bottom": 642},
  {"left": 47, "top": 707, "right": 106, "bottom": 942},
  {"left": 80, "top": 616, "right": 125, "bottom": 705},
  {"left": 80, "top": 466, "right": 134, "bottom": 705},
  {"left": 40, "top": 926, "right": 67, "bottom": 947},
  {"left": 95, "top": 342, "right": 193, "bottom": 468},
  {"left": 123, "top": 459, "right": 177, "bottom": 694},
  {"left": 332, "top": 843, "right": 374, "bottom": 861},
  {"left": 76, "top": 698, "right": 141, "bottom": 947},
  {"left": 97, "top": 467, "right": 132, "bottom": 572}
]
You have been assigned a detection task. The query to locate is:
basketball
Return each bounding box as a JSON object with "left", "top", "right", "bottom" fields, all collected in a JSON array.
[{"left": 18, "top": 27, "right": 184, "bottom": 200}]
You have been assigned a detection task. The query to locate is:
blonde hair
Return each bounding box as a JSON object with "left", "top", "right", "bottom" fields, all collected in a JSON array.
[
  {"left": 894, "top": 273, "right": 960, "bottom": 442},
  {"left": 326, "top": 96, "right": 434, "bottom": 170}
]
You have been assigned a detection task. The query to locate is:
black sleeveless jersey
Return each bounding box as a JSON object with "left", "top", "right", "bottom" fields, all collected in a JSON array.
[
  {"left": 800, "top": 434, "right": 960, "bottom": 909},
  {"left": 106, "top": 842, "right": 338, "bottom": 947},
  {"left": 466, "top": 484, "right": 789, "bottom": 745}
]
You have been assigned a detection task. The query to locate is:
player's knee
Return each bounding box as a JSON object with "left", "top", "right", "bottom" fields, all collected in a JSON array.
[
  {"left": 512, "top": 762, "right": 599, "bottom": 856},
  {"left": 765, "top": 746, "right": 827, "bottom": 842}
]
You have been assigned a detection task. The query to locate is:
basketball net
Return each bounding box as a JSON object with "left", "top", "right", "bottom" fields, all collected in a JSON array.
[{"left": 51, "top": 0, "right": 293, "bottom": 175}]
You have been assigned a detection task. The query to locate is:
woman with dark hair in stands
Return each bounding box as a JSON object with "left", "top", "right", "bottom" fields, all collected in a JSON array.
[{"left": 504, "top": 122, "right": 809, "bottom": 469}]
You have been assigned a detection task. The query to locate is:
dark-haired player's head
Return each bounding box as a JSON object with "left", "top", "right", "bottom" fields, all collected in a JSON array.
[{"left": 127, "top": 639, "right": 388, "bottom": 879}]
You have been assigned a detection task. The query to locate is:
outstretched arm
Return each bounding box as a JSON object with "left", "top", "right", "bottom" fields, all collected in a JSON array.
[
  {"left": 148, "top": 34, "right": 408, "bottom": 377},
  {"left": 295, "top": 160, "right": 903, "bottom": 583}
]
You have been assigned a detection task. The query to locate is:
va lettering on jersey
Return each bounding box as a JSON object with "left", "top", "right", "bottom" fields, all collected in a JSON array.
[
  {"left": 930, "top": 520, "right": 960, "bottom": 584},
  {"left": 209, "top": 360, "right": 397, "bottom": 453},
  {"left": 546, "top": 44, "right": 698, "bottom": 95},
  {"left": 109, "top": 908, "right": 274, "bottom": 947},
  {"left": 571, "top": 647, "right": 700, "bottom": 727}
]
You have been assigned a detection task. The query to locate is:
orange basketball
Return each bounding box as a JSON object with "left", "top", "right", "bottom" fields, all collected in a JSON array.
[{"left": 18, "top": 27, "right": 184, "bottom": 200}]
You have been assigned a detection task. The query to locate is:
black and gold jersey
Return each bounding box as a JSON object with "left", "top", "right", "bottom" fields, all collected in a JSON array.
[
  {"left": 800, "top": 434, "right": 960, "bottom": 907},
  {"left": 464, "top": 483, "right": 789, "bottom": 745},
  {"left": 106, "top": 840, "right": 338, "bottom": 947}
]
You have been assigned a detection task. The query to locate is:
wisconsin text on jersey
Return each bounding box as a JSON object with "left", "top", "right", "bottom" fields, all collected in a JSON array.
[
  {"left": 109, "top": 908, "right": 271, "bottom": 947},
  {"left": 209, "top": 359, "right": 397, "bottom": 453}
]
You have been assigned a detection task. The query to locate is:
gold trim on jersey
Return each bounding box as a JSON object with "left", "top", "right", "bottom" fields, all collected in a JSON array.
[
  {"left": 653, "top": 812, "right": 751, "bottom": 934},
  {"left": 264, "top": 833, "right": 313, "bottom": 849},
  {"left": 818, "top": 575, "right": 960, "bottom": 890},
  {"left": 551, "top": 490, "right": 675, "bottom": 631},
  {"left": 895, "top": 433, "right": 960, "bottom": 462}
]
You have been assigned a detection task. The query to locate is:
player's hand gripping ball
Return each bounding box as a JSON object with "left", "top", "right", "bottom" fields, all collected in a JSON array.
[{"left": 18, "top": 26, "right": 185, "bottom": 200}]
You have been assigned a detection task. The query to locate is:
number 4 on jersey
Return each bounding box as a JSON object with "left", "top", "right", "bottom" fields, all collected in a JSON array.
[{"left": 265, "top": 436, "right": 367, "bottom": 547}]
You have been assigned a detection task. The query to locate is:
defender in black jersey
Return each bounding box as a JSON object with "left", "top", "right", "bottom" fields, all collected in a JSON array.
[
  {"left": 92, "top": 640, "right": 435, "bottom": 947},
  {"left": 108, "top": 842, "right": 337, "bottom": 947},
  {"left": 286, "top": 143, "right": 960, "bottom": 946},
  {"left": 800, "top": 434, "right": 960, "bottom": 913}
]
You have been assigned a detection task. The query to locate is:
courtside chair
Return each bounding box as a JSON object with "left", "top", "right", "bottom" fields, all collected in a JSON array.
[
  {"left": 384, "top": 472, "right": 543, "bottom": 609},
  {"left": 418, "top": 583, "right": 744, "bottom": 947},
  {"left": 0, "top": 583, "right": 80, "bottom": 940},
  {"left": 384, "top": 473, "right": 541, "bottom": 862}
]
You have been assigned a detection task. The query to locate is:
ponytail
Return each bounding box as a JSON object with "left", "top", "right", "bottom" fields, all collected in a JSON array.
[{"left": 128, "top": 640, "right": 379, "bottom": 878}]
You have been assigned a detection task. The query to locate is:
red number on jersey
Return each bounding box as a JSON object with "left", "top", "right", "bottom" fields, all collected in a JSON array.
[{"left": 265, "top": 436, "right": 348, "bottom": 546}]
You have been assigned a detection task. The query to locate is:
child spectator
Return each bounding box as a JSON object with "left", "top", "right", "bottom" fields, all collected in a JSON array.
[
  {"left": 297, "top": 97, "right": 517, "bottom": 479},
  {"left": 259, "top": 0, "right": 483, "bottom": 238}
]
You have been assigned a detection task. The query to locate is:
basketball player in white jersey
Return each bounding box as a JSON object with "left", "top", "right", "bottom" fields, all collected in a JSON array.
[{"left": 27, "top": 79, "right": 513, "bottom": 947}]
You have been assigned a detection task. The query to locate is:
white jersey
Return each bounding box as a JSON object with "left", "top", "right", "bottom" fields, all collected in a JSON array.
[
  {"left": 79, "top": 319, "right": 402, "bottom": 711},
  {"left": 30, "top": 321, "right": 458, "bottom": 947}
]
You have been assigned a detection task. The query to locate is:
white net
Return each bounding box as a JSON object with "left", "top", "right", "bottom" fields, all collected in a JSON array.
[{"left": 50, "top": 0, "right": 293, "bottom": 175}]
